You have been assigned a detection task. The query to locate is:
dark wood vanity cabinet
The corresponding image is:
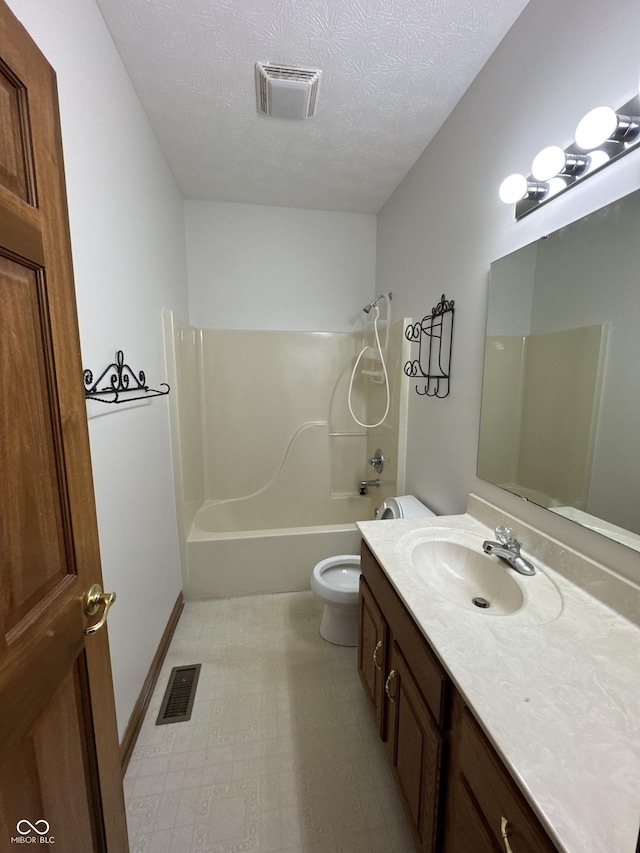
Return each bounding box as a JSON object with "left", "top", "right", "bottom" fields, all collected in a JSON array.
[
  {"left": 358, "top": 542, "right": 449, "bottom": 852},
  {"left": 358, "top": 540, "right": 560, "bottom": 853}
]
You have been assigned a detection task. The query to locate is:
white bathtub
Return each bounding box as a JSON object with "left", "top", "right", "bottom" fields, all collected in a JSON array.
[{"left": 185, "top": 494, "right": 375, "bottom": 599}]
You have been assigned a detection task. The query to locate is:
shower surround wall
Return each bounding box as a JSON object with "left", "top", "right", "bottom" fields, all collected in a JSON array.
[
  {"left": 165, "top": 311, "right": 409, "bottom": 598},
  {"left": 479, "top": 325, "right": 606, "bottom": 510}
]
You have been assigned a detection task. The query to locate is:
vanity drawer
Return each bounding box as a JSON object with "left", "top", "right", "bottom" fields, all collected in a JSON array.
[{"left": 458, "top": 709, "right": 558, "bottom": 853}]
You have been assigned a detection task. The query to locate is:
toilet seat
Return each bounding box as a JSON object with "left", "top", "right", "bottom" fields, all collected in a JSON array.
[{"left": 311, "top": 555, "right": 361, "bottom": 605}]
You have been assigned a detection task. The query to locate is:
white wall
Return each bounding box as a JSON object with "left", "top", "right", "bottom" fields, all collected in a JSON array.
[
  {"left": 7, "top": 0, "right": 189, "bottom": 738},
  {"left": 185, "top": 201, "right": 376, "bottom": 331},
  {"left": 376, "top": 0, "right": 640, "bottom": 584}
]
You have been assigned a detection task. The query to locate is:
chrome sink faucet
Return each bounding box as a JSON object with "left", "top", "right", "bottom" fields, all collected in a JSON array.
[
  {"left": 482, "top": 525, "right": 536, "bottom": 576},
  {"left": 359, "top": 479, "right": 380, "bottom": 495}
]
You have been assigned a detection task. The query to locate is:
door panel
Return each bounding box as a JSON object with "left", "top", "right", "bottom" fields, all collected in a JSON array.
[
  {"left": 0, "top": 2, "right": 128, "bottom": 849},
  {"left": 0, "top": 56, "right": 35, "bottom": 204},
  {"left": 0, "top": 255, "right": 72, "bottom": 634},
  {"left": 0, "top": 661, "right": 98, "bottom": 851}
]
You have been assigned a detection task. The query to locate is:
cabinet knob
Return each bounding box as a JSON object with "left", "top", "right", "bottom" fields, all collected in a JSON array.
[
  {"left": 385, "top": 669, "right": 396, "bottom": 702},
  {"left": 501, "top": 817, "right": 515, "bottom": 853},
  {"left": 372, "top": 640, "right": 383, "bottom": 670}
]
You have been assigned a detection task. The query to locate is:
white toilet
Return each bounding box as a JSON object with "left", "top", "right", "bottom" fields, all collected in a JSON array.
[{"left": 311, "top": 495, "right": 434, "bottom": 645}]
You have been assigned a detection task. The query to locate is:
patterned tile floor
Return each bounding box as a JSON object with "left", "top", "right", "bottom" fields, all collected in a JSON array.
[{"left": 124, "top": 592, "right": 415, "bottom": 852}]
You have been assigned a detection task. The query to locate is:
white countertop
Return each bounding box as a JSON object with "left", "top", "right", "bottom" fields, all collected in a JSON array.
[{"left": 357, "top": 510, "right": 640, "bottom": 853}]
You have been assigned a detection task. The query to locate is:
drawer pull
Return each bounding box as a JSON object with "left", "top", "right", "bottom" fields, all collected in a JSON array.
[
  {"left": 385, "top": 669, "right": 396, "bottom": 702},
  {"left": 501, "top": 817, "right": 515, "bottom": 853},
  {"left": 372, "top": 640, "right": 382, "bottom": 670}
]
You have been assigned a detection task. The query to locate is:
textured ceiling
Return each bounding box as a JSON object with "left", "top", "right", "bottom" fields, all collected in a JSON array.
[{"left": 95, "top": 0, "right": 530, "bottom": 214}]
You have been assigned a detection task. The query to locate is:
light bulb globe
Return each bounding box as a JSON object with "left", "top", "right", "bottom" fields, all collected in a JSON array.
[
  {"left": 499, "top": 173, "right": 528, "bottom": 204},
  {"left": 531, "top": 146, "right": 566, "bottom": 181},
  {"left": 575, "top": 106, "right": 618, "bottom": 149},
  {"left": 546, "top": 177, "right": 567, "bottom": 198},
  {"left": 585, "top": 149, "right": 610, "bottom": 173}
]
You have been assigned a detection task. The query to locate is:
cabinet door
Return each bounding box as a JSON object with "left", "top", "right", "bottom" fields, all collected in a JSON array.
[
  {"left": 446, "top": 778, "right": 500, "bottom": 853},
  {"left": 446, "top": 710, "right": 559, "bottom": 853},
  {"left": 358, "top": 576, "right": 388, "bottom": 737},
  {"left": 386, "top": 641, "right": 443, "bottom": 853}
]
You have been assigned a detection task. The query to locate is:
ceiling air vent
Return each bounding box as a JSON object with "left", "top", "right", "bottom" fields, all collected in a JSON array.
[{"left": 255, "top": 63, "right": 322, "bottom": 120}]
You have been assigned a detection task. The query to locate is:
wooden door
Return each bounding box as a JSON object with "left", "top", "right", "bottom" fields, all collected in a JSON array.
[{"left": 0, "top": 3, "right": 128, "bottom": 850}]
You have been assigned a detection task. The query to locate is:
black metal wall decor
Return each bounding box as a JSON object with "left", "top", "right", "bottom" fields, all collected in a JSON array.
[
  {"left": 404, "top": 294, "right": 455, "bottom": 397},
  {"left": 84, "top": 350, "right": 170, "bottom": 404}
]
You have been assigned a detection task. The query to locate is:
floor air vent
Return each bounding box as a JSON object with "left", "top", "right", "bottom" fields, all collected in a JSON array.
[{"left": 156, "top": 664, "right": 201, "bottom": 725}]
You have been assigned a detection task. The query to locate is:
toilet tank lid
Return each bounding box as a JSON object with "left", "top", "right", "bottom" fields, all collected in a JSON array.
[{"left": 378, "top": 495, "right": 435, "bottom": 519}]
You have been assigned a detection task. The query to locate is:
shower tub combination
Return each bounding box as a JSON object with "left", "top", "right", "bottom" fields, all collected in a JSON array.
[
  {"left": 164, "top": 311, "right": 409, "bottom": 599},
  {"left": 187, "top": 492, "right": 373, "bottom": 599},
  {"left": 184, "top": 418, "right": 377, "bottom": 598}
]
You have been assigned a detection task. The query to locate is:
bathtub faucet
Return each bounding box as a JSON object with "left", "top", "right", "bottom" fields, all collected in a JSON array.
[{"left": 359, "top": 479, "right": 380, "bottom": 495}]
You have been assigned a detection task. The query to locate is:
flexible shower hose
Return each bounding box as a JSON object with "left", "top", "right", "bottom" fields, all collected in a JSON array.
[{"left": 347, "top": 303, "right": 390, "bottom": 428}]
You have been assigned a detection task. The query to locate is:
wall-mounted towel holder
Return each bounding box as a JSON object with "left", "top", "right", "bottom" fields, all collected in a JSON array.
[
  {"left": 84, "top": 350, "right": 170, "bottom": 404},
  {"left": 404, "top": 294, "right": 455, "bottom": 398}
]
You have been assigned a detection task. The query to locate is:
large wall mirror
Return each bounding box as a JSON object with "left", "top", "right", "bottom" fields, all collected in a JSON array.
[{"left": 478, "top": 188, "right": 640, "bottom": 551}]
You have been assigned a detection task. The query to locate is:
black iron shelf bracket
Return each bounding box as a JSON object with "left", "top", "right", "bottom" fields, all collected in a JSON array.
[
  {"left": 84, "top": 350, "right": 170, "bottom": 404},
  {"left": 404, "top": 294, "right": 455, "bottom": 398}
]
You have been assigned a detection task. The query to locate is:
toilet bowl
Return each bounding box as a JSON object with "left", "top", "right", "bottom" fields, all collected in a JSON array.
[
  {"left": 311, "top": 495, "right": 434, "bottom": 646},
  {"left": 311, "top": 555, "right": 362, "bottom": 646}
]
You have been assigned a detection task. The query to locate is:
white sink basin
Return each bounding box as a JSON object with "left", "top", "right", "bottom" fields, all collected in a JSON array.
[
  {"left": 411, "top": 539, "right": 524, "bottom": 614},
  {"left": 397, "top": 527, "right": 563, "bottom": 624}
]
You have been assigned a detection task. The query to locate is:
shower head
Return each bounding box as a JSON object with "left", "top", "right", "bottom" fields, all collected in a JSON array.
[{"left": 363, "top": 292, "right": 392, "bottom": 314}]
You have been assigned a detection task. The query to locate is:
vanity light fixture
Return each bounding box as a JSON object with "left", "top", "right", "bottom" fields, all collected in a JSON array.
[{"left": 500, "top": 91, "right": 640, "bottom": 219}]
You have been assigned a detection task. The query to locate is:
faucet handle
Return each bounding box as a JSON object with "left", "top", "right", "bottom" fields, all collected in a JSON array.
[
  {"left": 368, "top": 449, "right": 384, "bottom": 473},
  {"left": 495, "top": 525, "right": 519, "bottom": 547}
]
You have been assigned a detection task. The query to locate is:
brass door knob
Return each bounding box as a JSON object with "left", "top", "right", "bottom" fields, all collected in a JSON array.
[{"left": 84, "top": 584, "right": 116, "bottom": 636}]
